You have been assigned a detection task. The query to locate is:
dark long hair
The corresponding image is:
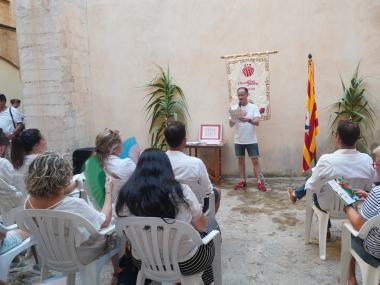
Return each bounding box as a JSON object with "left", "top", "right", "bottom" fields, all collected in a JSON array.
[
  {"left": 11, "top": 129, "right": 42, "bottom": 169},
  {"left": 116, "top": 148, "right": 188, "bottom": 219}
]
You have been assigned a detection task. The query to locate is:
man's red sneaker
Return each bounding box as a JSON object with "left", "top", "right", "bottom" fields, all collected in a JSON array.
[
  {"left": 258, "top": 181, "right": 267, "bottom": 192},
  {"left": 234, "top": 181, "right": 247, "bottom": 190}
]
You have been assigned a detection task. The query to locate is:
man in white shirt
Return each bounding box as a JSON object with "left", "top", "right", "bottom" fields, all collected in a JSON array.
[
  {"left": 229, "top": 87, "right": 266, "bottom": 192},
  {"left": 0, "top": 94, "right": 24, "bottom": 140},
  {"left": 164, "top": 121, "right": 221, "bottom": 213},
  {"left": 288, "top": 120, "right": 375, "bottom": 210}
]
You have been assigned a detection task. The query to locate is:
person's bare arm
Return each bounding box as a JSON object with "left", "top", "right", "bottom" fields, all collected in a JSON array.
[
  {"left": 191, "top": 214, "right": 208, "bottom": 233},
  {"left": 252, "top": 117, "right": 260, "bottom": 126},
  {"left": 13, "top": 123, "right": 24, "bottom": 137},
  {"left": 344, "top": 205, "right": 367, "bottom": 231},
  {"left": 100, "top": 177, "right": 113, "bottom": 228}
]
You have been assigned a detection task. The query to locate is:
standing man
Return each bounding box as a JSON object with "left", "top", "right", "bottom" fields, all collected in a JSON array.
[
  {"left": 0, "top": 94, "right": 24, "bottom": 140},
  {"left": 229, "top": 87, "right": 266, "bottom": 192}
]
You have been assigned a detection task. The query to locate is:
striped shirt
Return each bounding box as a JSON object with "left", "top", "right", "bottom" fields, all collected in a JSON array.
[{"left": 361, "top": 186, "right": 380, "bottom": 258}]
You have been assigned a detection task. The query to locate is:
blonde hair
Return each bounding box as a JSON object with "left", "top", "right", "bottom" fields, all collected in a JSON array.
[
  {"left": 95, "top": 129, "right": 121, "bottom": 167},
  {"left": 373, "top": 146, "right": 380, "bottom": 159},
  {"left": 26, "top": 152, "right": 72, "bottom": 198}
]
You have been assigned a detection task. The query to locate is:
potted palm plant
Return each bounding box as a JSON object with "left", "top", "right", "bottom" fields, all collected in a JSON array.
[
  {"left": 145, "top": 66, "right": 189, "bottom": 150},
  {"left": 330, "top": 63, "right": 375, "bottom": 152}
]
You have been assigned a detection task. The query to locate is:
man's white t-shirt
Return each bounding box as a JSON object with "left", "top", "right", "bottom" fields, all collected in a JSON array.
[
  {"left": 0, "top": 107, "right": 23, "bottom": 135},
  {"left": 233, "top": 103, "right": 261, "bottom": 144},
  {"left": 305, "top": 149, "right": 375, "bottom": 210},
  {"left": 166, "top": 150, "right": 213, "bottom": 203}
]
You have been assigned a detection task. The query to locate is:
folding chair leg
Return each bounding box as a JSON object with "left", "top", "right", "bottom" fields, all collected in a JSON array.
[
  {"left": 317, "top": 212, "right": 329, "bottom": 260},
  {"left": 40, "top": 264, "right": 49, "bottom": 281},
  {"left": 340, "top": 225, "right": 351, "bottom": 285},
  {"left": 361, "top": 264, "right": 380, "bottom": 285},
  {"left": 212, "top": 234, "right": 222, "bottom": 285},
  {"left": 0, "top": 258, "right": 10, "bottom": 281},
  {"left": 136, "top": 271, "right": 145, "bottom": 285},
  {"left": 304, "top": 203, "right": 313, "bottom": 244},
  {"left": 67, "top": 273, "right": 76, "bottom": 285},
  {"left": 80, "top": 264, "right": 98, "bottom": 285}
]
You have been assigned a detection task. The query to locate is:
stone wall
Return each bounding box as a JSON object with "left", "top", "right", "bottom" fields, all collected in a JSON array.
[
  {"left": 86, "top": 0, "right": 380, "bottom": 175},
  {"left": 14, "top": 0, "right": 93, "bottom": 152},
  {"left": 0, "top": 0, "right": 18, "bottom": 67},
  {"left": 13, "top": 0, "right": 380, "bottom": 175}
]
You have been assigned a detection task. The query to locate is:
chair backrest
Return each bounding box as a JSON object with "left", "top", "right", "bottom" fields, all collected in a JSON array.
[
  {"left": 177, "top": 178, "right": 205, "bottom": 204},
  {"left": 0, "top": 177, "right": 25, "bottom": 225},
  {"left": 116, "top": 216, "right": 203, "bottom": 281},
  {"left": 323, "top": 177, "right": 373, "bottom": 218},
  {"left": 358, "top": 214, "right": 380, "bottom": 239},
  {"left": 16, "top": 209, "right": 99, "bottom": 273}
]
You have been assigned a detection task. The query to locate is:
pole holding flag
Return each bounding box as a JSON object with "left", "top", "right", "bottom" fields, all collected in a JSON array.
[{"left": 302, "top": 54, "right": 319, "bottom": 172}]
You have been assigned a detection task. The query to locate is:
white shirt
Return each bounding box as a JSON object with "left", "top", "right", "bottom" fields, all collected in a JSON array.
[
  {"left": 0, "top": 157, "right": 14, "bottom": 184},
  {"left": 0, "top": 107, "right": 22, "bottom": 135},
  {"left": 105, "top": 155, "right": 136, "bottom": 181},
  {"left": 233, "top": 103, "right": 261, "bottom": 144},
  {"left": 13, "top": 154, "right": 38, "bottom": 195},
  {"left": 120, "top": 184, "right": 203, "bottom": 261},
  {"left": 166, "top": 150, "right": 213, "bottom": 203},
  {"left": 305, "top": 149, "right": 375, "bottom": 210}
]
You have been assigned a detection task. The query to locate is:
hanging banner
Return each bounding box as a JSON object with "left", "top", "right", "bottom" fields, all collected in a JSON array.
[{"left": 222, "top": 51, "right": 278, "bottom": 120}]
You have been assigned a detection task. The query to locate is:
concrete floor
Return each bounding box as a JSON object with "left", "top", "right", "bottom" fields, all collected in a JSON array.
[{"left": 8, "top": 177, "right": 345, "bottom": 285}]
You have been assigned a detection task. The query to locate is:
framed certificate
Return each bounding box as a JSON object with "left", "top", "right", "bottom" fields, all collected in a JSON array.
[{"left": 199, "top": 124, "right": 222, "bottom": 144}]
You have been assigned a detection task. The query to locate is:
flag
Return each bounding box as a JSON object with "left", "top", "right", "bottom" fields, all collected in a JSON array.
[{"left": 302, "top": 56, "right": 319, "bottom": 172}]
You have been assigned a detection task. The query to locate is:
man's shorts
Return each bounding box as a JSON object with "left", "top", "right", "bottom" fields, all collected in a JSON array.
[
  {"left": 234, "top": 143, "right": 260, "bottom": 157},
  {"left": 0, "top": 231, "right": 23, "bottom": 255}
]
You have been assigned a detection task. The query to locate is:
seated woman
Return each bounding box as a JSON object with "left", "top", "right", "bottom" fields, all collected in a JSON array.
[
  {"left": 24, "top": 152, "right": 118, "bottom": 270},
  {"left": 116, "top": 149, "right": 218, "bottom": 285},
  {"left": 344, "top": 146, "right": 380, "bottom": 285},
  {"left": 95, "top": 129, "right": 136, "bottom": 181},
  {"left": 11, "top": 129, "right": 47, "bottom": 194}
]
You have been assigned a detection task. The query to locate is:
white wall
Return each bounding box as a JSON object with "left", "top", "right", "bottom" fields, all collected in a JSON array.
[
  {"left": 0, "top": 58, "right": 20, "bottom": 101},
  {"left": 86, "top": 1, "right": 379, "bottom": 175}
]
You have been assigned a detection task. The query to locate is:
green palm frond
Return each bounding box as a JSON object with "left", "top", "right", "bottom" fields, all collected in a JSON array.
[
  {"left": 330, "top": 63, "right": 376, "bottom": 152},
  {"left": 144, "top": 65, "right": 190, "bottom": 150}
]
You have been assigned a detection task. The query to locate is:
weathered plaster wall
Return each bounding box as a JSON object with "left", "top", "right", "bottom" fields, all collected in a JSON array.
[
  {"left": 86, "top": 0, "right": 380, "bottom": 176},
  {"left": 0, "top": 0, "right": 18, "bottom": 67},
  {"left": 14, "top": 0, "right": 93, "bottom": 152},
  {"left": 0, "top": 58, "right": 20, "bottom": 99}
]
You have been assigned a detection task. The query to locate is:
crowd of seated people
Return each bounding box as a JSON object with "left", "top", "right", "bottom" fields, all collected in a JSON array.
[
  {"left": 2, "top": 118, "right": 380, "bottom": 284},
  {"left": 0, "top": 122, "right": 220, "bottom": 284}
]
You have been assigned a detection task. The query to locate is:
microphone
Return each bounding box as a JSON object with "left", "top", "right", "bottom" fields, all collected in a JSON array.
[{"left": 238, "top": 102, "right": 242, "bottom": 108}]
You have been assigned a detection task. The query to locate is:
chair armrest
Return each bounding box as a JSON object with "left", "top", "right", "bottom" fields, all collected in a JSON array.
[
  {"left": 0, "top": 223, "right": 18, "bottom": 232},
  {"left": 201, "top": 230, "right": 220, "bottom": 245},
  {"left": 343, "top": 222, "right": 359, "bottom": 237},
  {"left": 99, "top": 224, "right": 116, "bottom": 235}
]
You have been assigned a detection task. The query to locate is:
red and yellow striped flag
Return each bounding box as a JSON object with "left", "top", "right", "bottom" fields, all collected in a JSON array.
[{"left": 302, "top": 55, "right": 319, "bottom": 172}]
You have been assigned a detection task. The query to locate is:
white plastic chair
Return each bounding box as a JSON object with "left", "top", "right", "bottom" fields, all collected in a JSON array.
[
  {"left": 117, "top": 216, "right": 222, "bottom": 285},
  {"left": 16, "top": 209, "right": 120, "bottom": 285},
  {"left": 0, "top": 222, "right": 36, "bottom": 281},
  {"left": 341, "top": 216, "right": 380, "bottom": 285},
  {"left": 305, "top": 178, "right": 372, "bottom": 260},
  {"left": 0, "top": 177, "right": 25, "bottom": 225}
]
